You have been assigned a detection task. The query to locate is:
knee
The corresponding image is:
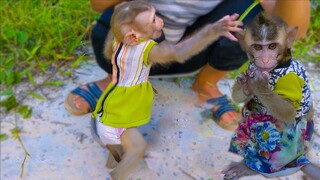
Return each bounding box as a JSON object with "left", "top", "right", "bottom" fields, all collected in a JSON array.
[
  {"left": 132, "top": 141, "right": 148, "bottom": 158},
  {"left": 138, "top": 140, "right": 148, "bottom": 153}
]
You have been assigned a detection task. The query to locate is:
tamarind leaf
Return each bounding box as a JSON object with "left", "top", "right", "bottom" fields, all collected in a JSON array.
[
  {"left": 43, "top": 80, "right": 64, "bottom": 86},
  {"left": 0, "top": 95, "right": 18, "bottom": 112},
  {"left": 0, "top": 89, "right": 13, "bottom": 96},
  {"left": 10, "top": 127, "right": 21, "bottom": 140},
  {"left": 56, "top": 54, "right": 75, "bottom": 60},
  {"left": 18, "top": 105, "right": 33, "bottom": 119},
  {"left": 27, "top": 92, "right": 46, "bottom": 101},
  {"left": 0, "top": 134, "right": 9, "bottom": 142}
]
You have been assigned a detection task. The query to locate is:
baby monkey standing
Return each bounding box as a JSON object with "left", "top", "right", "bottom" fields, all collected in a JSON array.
[
  {"left": 223, "top": 12, "right": 320, "bottom": 179},
  {"left": 89, "top": 0, "right": 243, "bottom": 179}
]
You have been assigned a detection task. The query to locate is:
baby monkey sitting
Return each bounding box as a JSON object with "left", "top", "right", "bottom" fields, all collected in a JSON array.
[{"left": 223, "top": 12, "right": 320, "bottom": 179}]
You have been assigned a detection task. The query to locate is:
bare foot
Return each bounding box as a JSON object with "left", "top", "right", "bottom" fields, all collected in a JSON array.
[
  {"left": 301, "top": 163, "right": 320, "bottom": 180},
  {"left": 106, "top": 155, "right": 118, "bottom": 169},
  {"left": 72, "top": 76, "right": 111, "bottom": 111},
  {"left": 222, "top": 161, "right": 257, "bottom": 180}
]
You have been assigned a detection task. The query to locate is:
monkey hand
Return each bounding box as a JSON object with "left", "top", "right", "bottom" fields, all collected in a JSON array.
[
  {"left": 211, "top": 13, "right": 243, "bottom": 42},
  {"left": 248, "top": 69, "right": 271, "bottom": 96},
  {"left": 237, "top": 73, "right": 252, "bottom": 96}
]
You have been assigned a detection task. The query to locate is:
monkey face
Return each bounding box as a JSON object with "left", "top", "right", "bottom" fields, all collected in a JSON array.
[
  {"left": 134, "top": 6, "right": 164, "bottom": 40},
  {"left": 249, "top": 41, "right": 283, "bottom": 72},
  {"left": 245, "top": 26, "right": 287, "bottom": 72}
]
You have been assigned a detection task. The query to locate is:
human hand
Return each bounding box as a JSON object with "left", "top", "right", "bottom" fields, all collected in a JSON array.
[{"left": 211, "top": 13, "right": 243, "bottom": 41}]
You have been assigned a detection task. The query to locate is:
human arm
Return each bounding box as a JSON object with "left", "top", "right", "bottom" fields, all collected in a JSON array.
[
  {"left": 259, "top": 0, "right": 311, "bottom": 39},
  {"left": 148, "top": 14, "right": 243, "bottom": 64}
]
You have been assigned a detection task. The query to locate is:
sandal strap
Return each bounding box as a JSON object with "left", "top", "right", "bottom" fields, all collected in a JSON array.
[
  {"left": 72, "top": 87, "right": 97, "bottom": 112},
  {"left": 207, "top": 95, "right": 230, "bottom": 105},
  {"left": 214, "top": 103, "right": 236, "bottom": 120},
  {"left": 86, "top": 83, "right": 102, "bottom": 99}
]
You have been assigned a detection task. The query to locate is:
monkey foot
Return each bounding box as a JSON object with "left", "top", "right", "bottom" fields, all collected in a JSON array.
[
  {"left": 106, "top": 155, "right": 119, "bottom": 169},
  {"left": 222, "top": 161, "right": 258, "bottom": 180}
]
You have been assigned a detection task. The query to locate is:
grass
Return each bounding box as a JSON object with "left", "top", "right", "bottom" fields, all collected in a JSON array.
[
  {"left": 0, "top": 0, "right": 99, "bottom": 87},
  {"left": 0, "top": 1, "right": 99, "bottom": 177},
  {"left": 0, "top": 0, "right": 99, "bottom": 115}
]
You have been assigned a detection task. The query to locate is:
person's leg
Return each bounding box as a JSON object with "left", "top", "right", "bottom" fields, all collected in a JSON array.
[
  {"left": 110, "top": 128, "right": 148, "bottom": 179},
  {"left": 150, "top": 0, "right": 262, "bottom": 130},
  {"left": 191, "top": 0, "right": 262, "bottom": 130},
  {"left": 64, "top": 9, "right": 114, "bottom": 115}
]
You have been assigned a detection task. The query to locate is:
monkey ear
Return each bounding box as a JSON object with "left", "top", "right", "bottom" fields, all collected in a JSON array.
[
  {"left": 123, "top": 30, "right": 140, "bottom": 45},
  {"left": 286, "top": 26, "right": 298, "bottom": 47}
]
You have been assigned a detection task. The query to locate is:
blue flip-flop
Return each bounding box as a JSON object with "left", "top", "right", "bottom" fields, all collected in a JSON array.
[
  {"left": 64, "top": 82, "right": 102, "bottom": 116},
  {"left": 207, "top": 95, "right": 239, "bottom": 130}
]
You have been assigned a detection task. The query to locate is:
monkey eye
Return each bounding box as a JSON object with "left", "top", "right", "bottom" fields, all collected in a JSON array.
[
  {"left": 253, "top": 44, "right": 262, "bottom": 51},
  {"left": 269, "top": 43, "right": 277, "bottom": 50}
]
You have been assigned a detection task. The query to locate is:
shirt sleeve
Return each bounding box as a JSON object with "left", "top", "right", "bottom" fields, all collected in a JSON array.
[
  {"left": 239, "top": 61, "right": 250, "bottom": 73},
  {"left": 143, "top": 40, "right": 157, "bottom": 66},
  {"left": 274, "top": 72, "right": 305, "bottom": 109}
]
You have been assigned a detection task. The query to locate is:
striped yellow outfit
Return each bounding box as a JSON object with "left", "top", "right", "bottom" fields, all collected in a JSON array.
[{"left": 93, "top": 39, "right": 157, "bottom": 128}]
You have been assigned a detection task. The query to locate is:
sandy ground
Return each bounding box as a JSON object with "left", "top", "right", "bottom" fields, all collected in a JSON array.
[{"left": 1, "top": 59, "right": 320, "bottom": 180}]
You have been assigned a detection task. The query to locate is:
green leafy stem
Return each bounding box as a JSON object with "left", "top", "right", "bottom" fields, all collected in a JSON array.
[{"left": 238, "top": 0, "right": 260, "bottom": 24}]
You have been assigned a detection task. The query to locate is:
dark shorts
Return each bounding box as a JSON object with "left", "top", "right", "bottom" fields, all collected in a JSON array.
[{"left": 91, "top": 0, "right": 262, "bottom": 76}]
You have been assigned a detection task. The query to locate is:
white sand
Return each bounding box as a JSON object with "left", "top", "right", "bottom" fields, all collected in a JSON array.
[{"left": 1, "top": 59, "right": 319, "bottom": 180}]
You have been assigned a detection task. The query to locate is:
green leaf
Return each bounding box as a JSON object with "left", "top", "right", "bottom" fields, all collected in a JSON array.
[
  {"left": 28, "top": 92, "right": 46, "bottom": 101},
  {"left": 0, "top": 89, "right": 13, "bottom": 96},
  {"left": 0, "top": 70, "right": 5, "bottom": 85},
  {"left": 2, "top": 54, "right": 15, "bottom": 67},
  {"left": 10, "top": 127, "right": 21, "bottom": 140},
  {"left": 0, "top": 134, "right": 9, "bottom": 142},
  {"left": 0, "top": 95, "right": 18, "bottom": 112},
  {"left": 27, "top": 72, "right": 35, "bottom": 85},
  {"left": 31, "top": 45, "right": 41, "bottom": 56},
  {"left": 5, "top": 70, "right": 15, "bottom": 85},
  {"left": 44, "top": 80, "right": 64, "bottom": 86},
  {"left": 71, "top": 55, "right": 84, "bottom": 69},
  {"left": 18, "top": 105, "right": 33, "bottom": 119},
  {"left": 173, "top": 77, "right": 181, "bottom": 86},
  {"left": 16, "top": 31, "right": 29, "bottom": 44},
  {"left": 2, "top": 26, "right": 16, "bottom": 39}
]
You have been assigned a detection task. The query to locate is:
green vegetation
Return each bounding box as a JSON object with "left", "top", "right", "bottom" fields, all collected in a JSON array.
[
  {"left": 0, "top": 1, "right": 98, "bottom": 122},
  {"left": 292, "top": 2, "right": 320, "bottom": 63},
  {"left": 0, "top": 0, "right": 99, "bottom": 177}
]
